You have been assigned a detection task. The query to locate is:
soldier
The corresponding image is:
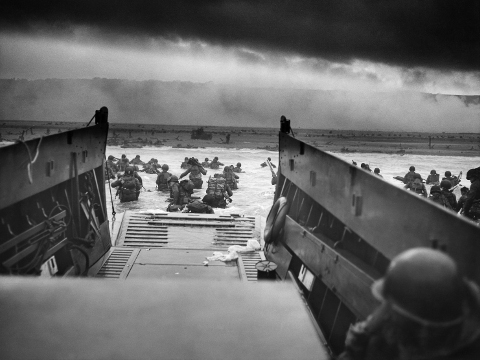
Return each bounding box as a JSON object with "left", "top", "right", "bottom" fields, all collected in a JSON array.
[
  {"left": 209, "top": 157, "right": 224, "bottom": 170},
  {"left": 440, "top": 180, "right": 457, "bottom": 210},
  {"left": 426, "top": 170, "right": 440, "bottom": 185},
  {"left": 223, "top": 166, "right": 239, "bottom": 190},
  {"left": 338, "top": 248, "right": 480, "bottom": 360},
  {"left": 443, "top": 171, "right": 459, "bottom": 187},
  {"left": 156, "top": 164, "right": 172, "bottom": 192},
  {"left": 204, "top": 175, "right": 232, "bottom": 208},
  {"left": 130, "top": 155, "right": 145, "bottom": 166},
  {"left": 404, "top": 173, "right": 427, "bottom": 197},
  {"left": 180, "top": 158, "right": 207, "bottom": 189},
  {"left": 105, "top": 155, "right": 118, "bottom": 179},
  {"left": 166, "top": 176, "right": 192, "bottom": 211},
  {"left": 464, "top": 168, "right": 480, "bottom": 220},
  {"left": 111, "top": 167, "right": 141, "bottom": 203},
  {"left": 232, "top": 162, "right": 243, "bottom": 173},
  {"left": 428, "top": 185, "right": 453, "bottom": 210},
  {"left": 180, "top": 157, "right": 190, "bottom": 169},
  {"left": 403, "top": 166, "right": 421, "bottom": 185},
  {"left": 201, "top": 158, "right": 210, "bottom": 168},
  {"left": 374, "top": 168, "right": 383, "bottom": 178}
]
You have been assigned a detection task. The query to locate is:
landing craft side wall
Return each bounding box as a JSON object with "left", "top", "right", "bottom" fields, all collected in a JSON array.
[
  {"left": 277, "top": 132, "right": 480, "bottom": 283},
  {"left": 0, "top": 124, "right": 108, "bottom": 210}
]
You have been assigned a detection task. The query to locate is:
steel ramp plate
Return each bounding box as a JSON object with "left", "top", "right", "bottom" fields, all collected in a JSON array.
[{"left": 103, "top": 211, "right": 265, "bottom": 281}]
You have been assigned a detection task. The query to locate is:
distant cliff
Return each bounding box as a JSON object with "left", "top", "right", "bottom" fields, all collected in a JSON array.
[{"left": 0, "top": 78, "right": 478, "bottom": 132}]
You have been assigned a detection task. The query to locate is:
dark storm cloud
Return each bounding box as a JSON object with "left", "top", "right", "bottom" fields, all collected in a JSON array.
[{"left": 2, "top": 0, "right": 480, "bottom": 72}]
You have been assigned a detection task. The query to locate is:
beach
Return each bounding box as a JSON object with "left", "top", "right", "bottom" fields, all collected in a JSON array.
[{"left": 1, "top": 120, "right": 479, "bottom": 157}]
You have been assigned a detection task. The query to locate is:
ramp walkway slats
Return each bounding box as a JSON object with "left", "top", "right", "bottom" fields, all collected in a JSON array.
[{"left": 96, "top": 211, "right": 265, "bottom": 281}]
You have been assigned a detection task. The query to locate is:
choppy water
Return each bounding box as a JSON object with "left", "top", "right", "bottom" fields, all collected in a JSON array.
[{"left": 105, "top": 145, "right": 480, "bottom": 220}]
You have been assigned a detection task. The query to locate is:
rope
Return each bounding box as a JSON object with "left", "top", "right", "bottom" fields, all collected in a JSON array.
[
  {"left": 18, "top": 137, "right": 43, "bottom": 184},
  {"left": 105, "top": 157, "right": 117, "bottom": 227}
]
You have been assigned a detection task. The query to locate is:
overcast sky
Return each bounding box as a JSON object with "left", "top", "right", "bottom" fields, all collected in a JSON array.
[{"left": 1, "top": 0, "right": 480, "bottom": 95}]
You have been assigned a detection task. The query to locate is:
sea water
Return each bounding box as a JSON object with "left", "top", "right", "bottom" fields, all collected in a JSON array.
[{"left": 105, "top": 145, "right": 480, "bottom": 220}]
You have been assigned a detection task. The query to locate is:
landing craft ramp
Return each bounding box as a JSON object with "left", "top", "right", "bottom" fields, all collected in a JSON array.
[{"left": 91, "top": 211, "right": 267, "bottom": 282}]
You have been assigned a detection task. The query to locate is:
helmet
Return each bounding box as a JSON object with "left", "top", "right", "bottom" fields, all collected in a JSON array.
[
  {"left": 268, "top": 157, "right": 272, "bottom": 161},
  {"left": 460, "top": 186, "right": 469, "bottom": 193},
  {"left": 372, "top": 248, "right": 465, "bottom": 324},
  {"left": 121, "top": 154, "right": 126, "bottom": 158},
  {"left": 237, "top": 163, "right": 241, "bottom": 167},
  {"left": 135, "top": 155, "right": 140, "bottom": 158},
  {"left": 374, "top": 168, "right": 380, "bottom": 173},
  {"left": 185, "top": 157, "right": 188, "bottom": 160},
  {"left": 108, "top": 155, "right": 115, "bottom": 160},
  {"left": 445, "top": 171, "right": 451, "bottom": 177},
  {"left": 214, "top": 157, "right": 218, "bottom": 160},
  {"left": 205, "top": 158, "right": 209, "bottom": 161},
  {"left": 168, "top": 175, "right": 178, "bottom": 183},
  {"left": 440, "top": 180, "right": 452, "bottom": 189},
  {"left": 202, "top": 194, "right": 215, "bottom": 206},
  {"left": 124, "top": 167, "right": 134, "bottom": 176},
  {"left": 162, "top": 164, "right": 169, "bottom": 171},
  {"left": 430, "top": 170, "right": 436, "bottom": 175},
  {"left": 409, "top": 166, "right": 415, "bottom": 171},
  {"left": 224, "top": 166, "right": 230, "bottom": 172},
  {"left": 430, "top": 185, "right": 441, "bottom": 194},
  {"left": 466, "top": 168, "right": 478, "bottom": 180}
]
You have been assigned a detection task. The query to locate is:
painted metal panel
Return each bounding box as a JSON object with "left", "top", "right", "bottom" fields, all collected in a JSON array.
[
  {"left": 0, "top": 278, "right": 329, "bottom": 360},
  {"left": 283, "top": 216, "right": 380, "bottom": 318},
  {"left": 0, "top": 123, "right": 108, "bottom": 210},
  {"left": 279, "top": 132, "right": 480, "bottom": 282}
]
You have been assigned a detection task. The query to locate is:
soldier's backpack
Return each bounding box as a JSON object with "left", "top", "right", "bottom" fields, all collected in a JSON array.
[
  {"left": 411, "top": 178, "right": 423, "bottom": 192},
  {"left": 120, "top": 176, "right": 137, "bottom": 202},
  {"left": 187, "top": 200, "right": 213, "bottom": 214}
]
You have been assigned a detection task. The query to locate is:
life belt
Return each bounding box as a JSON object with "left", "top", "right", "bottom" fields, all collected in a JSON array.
[{"left": 264, "top": 197, "right": 289, "bottom": 244}]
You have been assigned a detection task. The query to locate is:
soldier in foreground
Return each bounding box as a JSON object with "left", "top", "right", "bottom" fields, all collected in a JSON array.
[
  {"left": 111, "top": 167, "right": 142, "bottom": 203},
  {"left": 338, "top": 248, "right": 480, "bottom": 360}
]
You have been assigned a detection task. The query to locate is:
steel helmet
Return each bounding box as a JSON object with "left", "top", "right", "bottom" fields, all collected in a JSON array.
[
  {"left": 440, "top": 180, "right": 452, "bottom": 189},
  {"left": 124, "top": 167, "right": 134, "bottom": 176},
  {"left": 237, "top": 162, "right": 241, "bottom": 167},
  {"left": 205, "top": 158, "right": 209, "bottom": 161},
  {"left": 168, "top": 175, "right": 178, "bottom": 182},
  {"left": 466, "top": 168, "right": 478, "bottom": 180},
  {"left": 445, "top": 171, "right": 451, "bottom": 177},
  {"left": 108, "top": 155, "right": 115, "bottom": 160},
  {"left": 162, "top": 164, "right": 169, "bottom": 171},
  {"left": 430, "top": 170, "right": 436, "bottom": 175},
  {"left": 430, "top": 185, "right": 441, "bottom": 194},
  {"left": 374, "top": 168, "right": 380, "bottom": 174},
  {"left": 409, "top": 166, "right": 415, "bottom": 171},
  {"left": 224, "top": 166, "right": 230, "bottom": 172},
  {"left": 372, "top": 248, "right": 465, "bottom": 324}
]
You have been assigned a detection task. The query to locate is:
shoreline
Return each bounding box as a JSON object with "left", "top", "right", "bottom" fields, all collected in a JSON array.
[{"left": 1, "top": 120, "right": 479, "bottom": 157}]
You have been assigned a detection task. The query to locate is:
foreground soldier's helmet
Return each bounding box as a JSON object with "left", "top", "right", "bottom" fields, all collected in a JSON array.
[
  {"left": 108, "top": 155, "right": 115, "bottom": 160},
  {"left": 168, "top": 175, "right": 178, "bottom": 183},
  {"left": 466, "top": 168, "right": 478, "bottom": 180},
  {"left": 214, "top": 157, "right": 218, "bottom": 160},
  {"left": 430, "top": 170, "right": 436, "bottom": 174},
  {"left": 440, "top": 180, "right": 452, "bottom": 189},
  {"left": 162, "top": 164, "right": 169, "bottom": 171},
  {"left": 205, "top": 158, "right": 209, "bottom": 161},
  {"left": 372, "top": 248, "right": 466, "bottom": 324},
  {"left": 124, "top": 167, "right": 134, "bottom": 176},
  {"left": 430, "top": 185, "right": 441, "bottom": 194},
  {"left": 409, "top": 166, "right": 415, "bottom": 171},
  {"left": 445, "top": 171, "right": 451, "bottom": 177},
  {"left": 224, "top": 166, "right": 230, "bottom": 172}
]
